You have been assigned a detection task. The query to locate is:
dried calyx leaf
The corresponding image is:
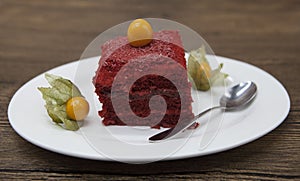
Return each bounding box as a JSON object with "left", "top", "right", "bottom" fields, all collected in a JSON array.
[
  {"left": 38, "top": 73, "right": 83, "bottom": 131},
  {"left": 187, "top": 47, "right": 229, "bottom": 91}
]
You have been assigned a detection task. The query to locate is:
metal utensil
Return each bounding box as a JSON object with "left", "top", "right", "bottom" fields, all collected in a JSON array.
[{"left": 149, "top": 81, "right": 257, "bottom": 142}]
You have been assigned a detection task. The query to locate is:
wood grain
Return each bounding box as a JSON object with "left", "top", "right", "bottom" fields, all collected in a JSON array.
[{"left": 1, "top": 0, "right": 299, "bottom": 180}]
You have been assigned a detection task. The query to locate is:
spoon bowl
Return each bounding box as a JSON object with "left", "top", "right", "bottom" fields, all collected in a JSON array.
[{"left": 220, "top": 81, "right": 257, "bottom": 109}]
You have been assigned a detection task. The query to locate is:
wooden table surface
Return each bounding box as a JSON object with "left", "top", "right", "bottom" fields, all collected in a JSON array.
[{"left": 1, "top": 0, "right": 299, "bottom": 180}]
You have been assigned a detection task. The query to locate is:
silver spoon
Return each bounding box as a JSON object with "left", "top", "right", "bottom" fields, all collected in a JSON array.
[{"left": 149, "top": 81, "right": 257, "bottom": 142}]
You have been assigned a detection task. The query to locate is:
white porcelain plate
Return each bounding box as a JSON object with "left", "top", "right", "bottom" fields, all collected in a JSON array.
[{"left": 8, "top": 56, "right": 290, "bottom": 163}]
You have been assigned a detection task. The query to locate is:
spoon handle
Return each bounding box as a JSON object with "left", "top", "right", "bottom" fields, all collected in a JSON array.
[{"left": 149, "top": 106, "right": 223, "bottom": 142}]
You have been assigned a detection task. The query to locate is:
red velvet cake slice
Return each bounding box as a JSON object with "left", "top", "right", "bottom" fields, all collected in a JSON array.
[{"left": 93, "top": 30, "right": 194, "bottom": 128}]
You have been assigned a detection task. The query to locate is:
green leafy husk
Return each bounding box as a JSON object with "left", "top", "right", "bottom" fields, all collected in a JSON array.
[
  {"left": 38, "top": 73, "right": 83, "bottom": 131},
  {"left": 187, "top": 46, "right": 229, "bottom": 91}
]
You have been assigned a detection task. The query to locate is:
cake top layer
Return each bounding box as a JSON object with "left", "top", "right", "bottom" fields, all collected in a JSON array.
[
  {"left": 94, "top": 30, "right": 187, "bottom": 87},
  {"left": 100, "top": 30, "right": 184, "bottom": 65}
]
